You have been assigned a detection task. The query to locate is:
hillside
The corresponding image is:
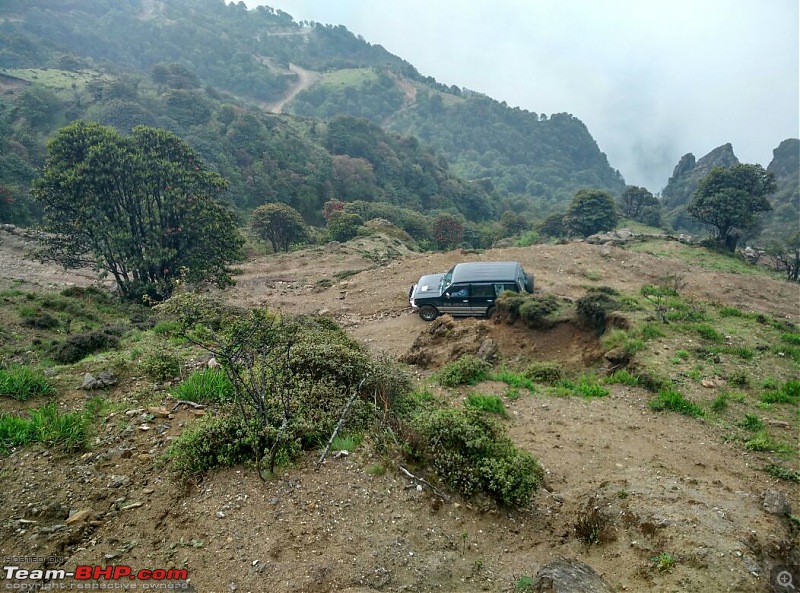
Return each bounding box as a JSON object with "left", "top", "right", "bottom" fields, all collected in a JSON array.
[
  {"left": 0, "top": 0, "right": 624, "bottom": 226},
  {"left": 0, "top": 226, "right": 798, "bottom": 592}
]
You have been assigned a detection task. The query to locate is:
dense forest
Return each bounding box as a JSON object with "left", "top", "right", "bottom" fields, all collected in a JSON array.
[{"left": 0, "top": 0, "right": 796, "bottom": 248}]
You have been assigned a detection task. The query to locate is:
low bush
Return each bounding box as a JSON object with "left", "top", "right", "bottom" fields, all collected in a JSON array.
[
  {"left": 414, "top": 408, "right": 542, "bottom": 507},
  {"left": 495, "top": 292, "right": 559, "bottom": 327},
  {"left": 140, "top": 348, "right": 182, "bottom": 381},
  {"left": 164, "top": 414, "right": 270, "bottom": 479},
  {"left": 436, "top": 355, "right": 491, "bottom": 387},
  {"left": 22, "top": 312, "right": 60, "bottom": 330},
  {"left": 50, "top": 328, "right": 121, "bottom": 364},
  {"left": 576, "top": 287, "right": 619, "bottom": 334},
  {"left": 0, "top": 366, "right": 55, "bottom": 400},
  {"left": 523, "top": 362, "right": 564, "bottom": 384}
]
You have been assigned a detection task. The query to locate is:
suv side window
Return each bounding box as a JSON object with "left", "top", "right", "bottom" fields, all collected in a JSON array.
[
  {"left": 449, "top": 285, "right": 469, "bottom": 298},
  {"left": 494, "top": 283, "right": 516, "bottom": 296},
  {"left": 471, "top": 284, "right": 495, "bottom": 298}
]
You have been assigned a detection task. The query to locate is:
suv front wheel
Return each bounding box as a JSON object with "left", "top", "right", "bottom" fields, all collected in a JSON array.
[{"left": 418, "top": 305, "right": 438, "bottom": 322}]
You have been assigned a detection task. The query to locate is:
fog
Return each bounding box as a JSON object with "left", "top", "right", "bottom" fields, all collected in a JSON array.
[{"left": 244, "top": 0, "right": 799, "bottom": 192}]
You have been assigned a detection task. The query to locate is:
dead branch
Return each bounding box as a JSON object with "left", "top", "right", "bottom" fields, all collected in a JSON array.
[
  {"left": 315, "top": 379, "right": 366, "bottom": 471},
  {"left": 399, "top": 465, "right": 449, "bottom": 500}
]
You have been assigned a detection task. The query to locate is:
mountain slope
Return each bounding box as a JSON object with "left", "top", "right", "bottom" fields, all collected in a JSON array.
[{"left": 0, "top": 0, "right": 625, "bottom": 222}]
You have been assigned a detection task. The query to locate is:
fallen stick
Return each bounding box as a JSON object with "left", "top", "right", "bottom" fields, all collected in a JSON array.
[
  {"left": 399, "top": 465, "right": 449, "bottom": 500},
  {"left": 172, "top": 400, "right": 206, "bottom": 410}
]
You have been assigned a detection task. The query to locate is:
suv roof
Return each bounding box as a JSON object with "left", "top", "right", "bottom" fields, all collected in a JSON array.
[{"left": 450, "top": 261, "right": 521, "bottom": 284}]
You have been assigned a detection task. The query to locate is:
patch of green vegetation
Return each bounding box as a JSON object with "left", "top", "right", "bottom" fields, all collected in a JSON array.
[
  {"left": 553, "top": 376, "right": 609, "bottom": 398},
  {"left": 737, "top": 414, "right": 764, "bottom": 431},
  {"left": 0, "top": 402, "right": 90, "bottom": 454},
  {"left": 367, "top": 463, "right": 386, "bottom": 476},
  {"left": 317, "top": 68, "right": 377, "bottom": 88},
  {"left": 50, "top": 328, "right": 122, "bottom": 364},
  {"left": 573, "top": 507, "right": 609, "bottom": 544},
  {"left": 171, "top": 368, "right": 233, "bottom": 403},
  {"left": 514, "top": 230, "right": 540, "bottom": 248},
  {"left": 153, "top": 320, "right": 181, "bottom": 335},
  {"left": 718, "top": 306, "right": 747, "bottom": 318},
  {"left": 639, "top": 323, "right": 665, "bottom": 340},
  {"left": 691, "top": 324, "right": 725, "bottom": 343},
  {"left": 436, "top": 355, "right": 491, "bottom": 387},
  {"left": 649, "top": 387, "right": 705, "bottom": 417},
  {"left": 495, "top": 292, "right": 560, "bottom": 327},
  {"left": 764, "top": 463, "right": 800, "bottom": 483},
  {"left": 575, "top": 287, "right": 620, "bottom": 334},
  {"left": 465, "top": 394, "right": 507, "bottom": 416},
  {"left": 745, "top": 431, "right": 793, "bottom": 455},
  {"left": 624, "top": 338, "right": 646, "bottom": 354},
  {"left": 522, "top": 362, "right": 564, "bottom": 385},
  {"left": 392, "top": 390, "right": 436, "bottom": 420},
  {"left": 760, "top": 380, "right": 800, "bottom": 405},
  {"left": 603, "top": 369, "right": 639, "bottom": 386},
  {"left": 164, "top": 414, "right": 266, "bottom": 479},
  {"left": 584, "top": 270, "right": 602, "bottom": 282},
  {"left": 773, "top": 344, "right": 800, "bottom": 364},
  {"left": 0, "top": 365, "right": 55, "bottom": 400},
  {"left": 490, "top": 368, "right": 536, "bottom": 392},
  {"left": 651, "top": 552, "right": 675, "bottom": 573},
  {"left": 781, "top": 333, "right": 800, "bottom": 346},
  {"left": 139, "top": 347, "right": 183, "bottom": 382},
  {"left": 514, "top": 576, "right": 534, "bottom": 592},
  {"left": 330, "top": 432, "right": 363, "bottom": 452},
  {"left": 710, "top": 392, "right": 729, "bottom": 413},
  {"left": 413, "top": 408, "right": 542, "bottom": 507}
]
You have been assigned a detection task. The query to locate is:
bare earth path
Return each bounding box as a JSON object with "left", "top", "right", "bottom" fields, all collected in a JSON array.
[{"left": 267, "top": 63, "right": 320, "bottom": 114}]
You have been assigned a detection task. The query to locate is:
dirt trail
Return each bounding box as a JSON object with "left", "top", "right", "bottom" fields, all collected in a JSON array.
[{"left": 267, "top": 63, "right": 320, "bottom": 114}]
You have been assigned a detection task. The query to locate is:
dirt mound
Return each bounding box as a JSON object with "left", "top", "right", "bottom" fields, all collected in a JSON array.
[{"left": 401, "top": 314, "right": 604, "bottom": 370}]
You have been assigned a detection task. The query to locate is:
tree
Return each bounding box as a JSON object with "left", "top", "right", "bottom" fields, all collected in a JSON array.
[
  {"left": 326, "top": 211, "right": 363, "bottom": 242},
  {"left": 33, "top": 121, "right": 244, "bottom": 301},
  {"left": 250, "top": 202, "right": 308, "bottom": 252},
  {"left": 619, "top": 185, "right": 663, "bottom": 227},
  {"left": 431, "top": 214, "right": 464, "bottom": 249},
  {"left": 688, "top": 164, "right": 776, "bottom": 252},
  {"left": 564, "top": 189, "right": 619, "bottom": 237}
]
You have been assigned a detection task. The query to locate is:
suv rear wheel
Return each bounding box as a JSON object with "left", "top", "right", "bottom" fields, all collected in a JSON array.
[{"left": 419, "top": 305, "right": 438, "bottom": 321}]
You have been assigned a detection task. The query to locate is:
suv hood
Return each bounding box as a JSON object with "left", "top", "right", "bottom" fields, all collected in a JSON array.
[{"left": 412, "top": 273, "right": 445, "bottom": 299}]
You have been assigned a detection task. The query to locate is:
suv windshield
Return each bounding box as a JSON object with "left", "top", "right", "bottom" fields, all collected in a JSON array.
[{"left": 440, "top": 268, "right": 454, "bottom": 293}]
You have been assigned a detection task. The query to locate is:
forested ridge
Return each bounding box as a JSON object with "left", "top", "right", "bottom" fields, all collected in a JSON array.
[{"left": 0, "top": 0, "right": 795, "bottom": 249}]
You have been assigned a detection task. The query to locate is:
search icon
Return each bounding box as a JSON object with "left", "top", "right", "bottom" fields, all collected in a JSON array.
[{"left": 778, "top": 571, "right": 796, "bottom": 590}]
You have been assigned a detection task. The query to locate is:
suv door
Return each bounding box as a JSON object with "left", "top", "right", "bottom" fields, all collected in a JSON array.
[
  {"left": 469, "top": 283, "right": 496, "bottom": 315},
  {"left": 441, "top": 283, "right": 471, "bottom": 316}
]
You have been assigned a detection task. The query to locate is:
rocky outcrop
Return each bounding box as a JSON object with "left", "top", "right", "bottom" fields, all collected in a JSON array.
[{"left": 530, "top": 558, "right": 614, "bottom": 593}]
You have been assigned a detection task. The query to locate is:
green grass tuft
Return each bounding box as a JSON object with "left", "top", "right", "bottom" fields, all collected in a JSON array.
[
  {"left": 604, "top": 370, "right": 639, "bottom": 386},
  {"left": 737, "top": 414, "right": 763, "bottom": 431},
  {"left": 0, "top": 403, "right": 90, "bottom": 454},
  {"left": 490, "top": 368, "right": 536, "bottom": 391},
  {"left": 0, "top": 366, "right": 55, "bottom": 400},
  {"left": 171, "top": 368, "right": 234, "bottom": 403},
  {"left": 465, "top": 393, "right": 507, "bottom": 415},
  {"left": 649, "top": 387, "right": 705, "bottom": 417}
]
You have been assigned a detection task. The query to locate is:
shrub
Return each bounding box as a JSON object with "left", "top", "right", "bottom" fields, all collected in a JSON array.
[
  {"left": 50, "top": 328, "right": 121, "bottom": 364},
  {"left": 737, "top": 414, "right": 764, "bottom": 431},
  {"left": 171, "top": 368, "right": 233, "bottom": 403},
  {"left": 140, "top": 348, "right": 182, "bottom": 381},
  {"left": 327, "top": 211, "right": 363, "bottom": 243},
  {"left": 436, "top": 355, "right": 491, "bottom": 387},
  {"left": 649, "top": 387, "right": 704, "bottom": 417},
  {"left": 523, "top": 362, "right": 563, "bottom": 384},
  {"left": 22, "top": 312, "right": 59, "bottom": 329},
  {"left": 164, "top": 414, "right": 267, "bottom": 478},
  {"left": 576, "top": 288, "right": 619, "bottom": 334},
  {"left": 495, "top": 292, "right": 559, "bottom": 327},
  {"left": 514, "top": 230, "right": 540, "bottom": 247},
  {"left": 415, "top": 408, "right": 542, "bottom": 507},
  {"left": 465, "top": 394, "right": 507, "bottom": 416},
  {"left": 0, "top": 366, "right": 55, "bottom": 400}
]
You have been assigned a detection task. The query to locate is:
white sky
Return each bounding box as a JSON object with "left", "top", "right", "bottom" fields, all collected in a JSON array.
[{"left": 243, "top": 0, "right": 799, "bottom": 192}]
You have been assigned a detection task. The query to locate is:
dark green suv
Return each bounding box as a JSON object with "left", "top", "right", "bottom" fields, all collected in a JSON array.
[{"left": 408, "top": 261, "right": 534, "bottom": 321}]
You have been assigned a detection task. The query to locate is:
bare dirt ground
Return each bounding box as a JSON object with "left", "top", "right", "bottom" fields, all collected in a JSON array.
[
  {"left": 0, "top": 227, "right": 798, "bottom": 593},
  {"left": 266, "top": 64, "right": 320, "bottom": 115}
]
